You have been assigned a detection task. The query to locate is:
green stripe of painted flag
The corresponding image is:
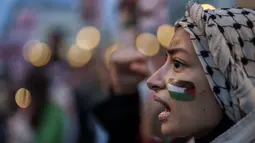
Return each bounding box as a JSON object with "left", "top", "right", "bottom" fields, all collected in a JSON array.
[{"left": 169, "top": 90, "right": 195, "bottom": 101}]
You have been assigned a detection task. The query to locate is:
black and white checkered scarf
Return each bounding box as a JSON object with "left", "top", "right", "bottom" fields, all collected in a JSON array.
[{"left": 175, "top": 1, "right": 255, "bottom": 122}]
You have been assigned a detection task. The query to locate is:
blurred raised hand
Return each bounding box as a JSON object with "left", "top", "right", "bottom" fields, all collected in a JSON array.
[{"left": 109, "top": 48, "right": 149, "bottom": 95}]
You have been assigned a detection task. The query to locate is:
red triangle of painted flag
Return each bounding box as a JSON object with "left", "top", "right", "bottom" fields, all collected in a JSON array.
[{"left": 184, "top": 88, "right": 196, "bottom": 97}]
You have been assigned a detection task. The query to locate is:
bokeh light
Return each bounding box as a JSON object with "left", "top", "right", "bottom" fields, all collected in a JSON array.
[
  {"left": 104, "top": 44, "right": 119, "bottom": 69},
  {"left": 201, "top": 4, "right": 216, "bottom": 10},
  {"left": 23, "top": 40, "right": 51, "bottom": 67},
  {"left": 136, "top": 33, "right": 160, "bottom": 56},
  {"left": 23, "top": 40, "right": 39, "bottom": 62},
  {"left": 76, "top": 26, "right": 100, "bottom": 50},
  {"left": 157, "top": 24, "right": 175, "bottom": 48},
  {"left": 67, "top": 44, "right": 92, "bottom": 68},
  {"left": 15, "top": 88, "right": 31, "bottom": 109}
]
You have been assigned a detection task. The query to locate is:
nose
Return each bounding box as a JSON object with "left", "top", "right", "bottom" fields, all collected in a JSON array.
[{"left": 146, "top": 68, "right": 166, "bottom": 92}]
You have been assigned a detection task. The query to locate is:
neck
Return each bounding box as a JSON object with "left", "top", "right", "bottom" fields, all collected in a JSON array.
[{"left": 195, "top": 114, "right": 234, "bottom": 143}]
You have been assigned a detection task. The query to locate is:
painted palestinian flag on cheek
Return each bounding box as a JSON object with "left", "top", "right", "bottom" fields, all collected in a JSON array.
[{"left": 167, "top": 78, "right": 196, "bottom": 101}]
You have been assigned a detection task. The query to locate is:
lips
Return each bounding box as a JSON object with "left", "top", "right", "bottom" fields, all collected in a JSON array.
[
  {"left": 153, "top": 94, "right": 170, "bottom": 111},
  {"left": 158, "top": 110, "right": 170, "bottom": 122},
  {"left": 153, "top": 94, "right": 171, "bottom": 122}
]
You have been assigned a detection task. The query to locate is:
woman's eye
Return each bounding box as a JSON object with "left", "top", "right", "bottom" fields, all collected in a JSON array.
[{"left": 173, "top": 58, "right": 186, "bottom": 71}]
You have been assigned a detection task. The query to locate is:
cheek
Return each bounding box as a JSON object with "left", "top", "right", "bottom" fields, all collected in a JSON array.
[
  {"left": 167, "top": 74, "right": 209, "bottom": 115},
  {"left": 179, "top": 68, "right": 208, "bottom": 96},
  {"left": 168, "top": 95, "right": 209, "bottom": 130},
  {"left": 164, "top": 64, "right": 210, "bottom": 106},
  {"left": 192, "top": 70, "right": 212, "bottom": 99},
  {"left": 181, "top": 75, "right": 215, "bottom": 118}
]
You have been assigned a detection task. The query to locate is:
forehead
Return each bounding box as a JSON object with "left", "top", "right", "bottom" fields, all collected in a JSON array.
[{"left": 168, "top": 28, "right": 193, "bottom": 52}]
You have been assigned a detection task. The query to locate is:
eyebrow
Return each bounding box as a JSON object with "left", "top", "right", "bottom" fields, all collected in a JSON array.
[
  {"left": 166, "top": 48, "right": 188, "bottom": 56},
  {"left": 171, "top": 39, "right": 181, "bottom": 47}
]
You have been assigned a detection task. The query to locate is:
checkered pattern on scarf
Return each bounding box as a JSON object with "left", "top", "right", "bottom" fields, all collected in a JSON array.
[{"left": 175, "top": 1, "right": 255, "bottom": 122}]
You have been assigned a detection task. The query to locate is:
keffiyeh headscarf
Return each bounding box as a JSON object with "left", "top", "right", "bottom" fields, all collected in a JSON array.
[{"left": 175, "top": 1, "right": 255, "bottom": 122}]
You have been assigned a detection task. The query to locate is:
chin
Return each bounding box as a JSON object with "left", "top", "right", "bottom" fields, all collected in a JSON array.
[
  {"left": 161, "top": 123, "right": 187, "bottom": 138},
  {"left": 161, "top": 122, "right": 175, "bottom": 136},
  {"left": 161, "top": 126, "right": 170, "bottom": 136}
]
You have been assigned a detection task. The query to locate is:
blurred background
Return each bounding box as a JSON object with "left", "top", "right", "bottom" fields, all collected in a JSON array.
[{"left": 0, "top": 0, "right": 253, "bottom": 143}]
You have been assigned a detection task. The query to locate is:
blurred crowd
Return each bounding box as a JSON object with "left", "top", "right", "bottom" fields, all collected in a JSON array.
[{"left": 0, "top": 0, "right": 243, "bottom": 143}]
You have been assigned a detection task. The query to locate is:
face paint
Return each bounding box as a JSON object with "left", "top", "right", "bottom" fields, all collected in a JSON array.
[{"left": 167, "top": 78, "right": 196, "bottom": 101}]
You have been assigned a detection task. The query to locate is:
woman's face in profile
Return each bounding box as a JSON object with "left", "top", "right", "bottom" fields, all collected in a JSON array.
[{"left": 147, "top": 27, "right": 222, "bottom": 137}]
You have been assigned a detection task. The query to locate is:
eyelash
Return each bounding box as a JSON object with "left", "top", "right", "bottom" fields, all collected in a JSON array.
[
  {"left": 165, "top": 52, "right": 187, "bottom": 72},
  {"left": 172, "top": 58, "right": 186, "bottom": 72}
]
